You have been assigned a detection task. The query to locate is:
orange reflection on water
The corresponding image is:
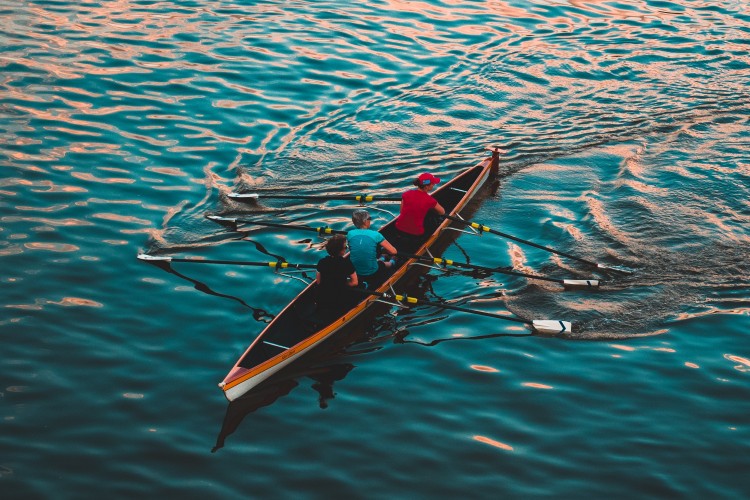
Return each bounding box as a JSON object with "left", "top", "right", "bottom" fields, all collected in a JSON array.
[
  {"left": 585, "top": 197, "right": 634, "bottom": 247},
  {"left": 16, "top": 204, "right": 70, "bottom": 213},
  {"left": 619, "top": 178, "right": 669, "bottom": 196},
  {"left": 522, "top": 382, "right": 553, "bottom": 390},
  {"left": 152, "top": 185, "right": 193, "bottom": 192},
  {"left": 50, "top": 297, "right": 103, "bottom": 307},
  {"left": 0, "top": 178, "right": 33, "bottom": 188},
  {"left": 610, "top": 344, "right": 636, "bottom": 352},
  {"left": 24, "top": 242, "right": 79, "bottom": 252},
  {"left": 685, "top": 362, "right": 699, "bottom": 369},
  {"left": 92, "top": 213, "right": 151, "bottom": 225},
  {"left": 7, "top": 151, "right": 51, "bottom": 166},
  {"left": 5, "top": 303, "right": 43, "bottom": 311},
  {"left": 71, "top": 172, "right": 135, "bottom": 184},
  {"left": 470, "top": 365, "right": 499, "bottom": 373},
  {"left": 5, "top": 296, "right": 101, "bottom": 309},
  {"left": 0, "top": 246, "right": 23, "bottom": 257},
  {"left": 675, "top": 307, "right": 750, "bottom": 321},
  {"left": 724, "top": 354, "right": 750, "bottom": 372},
  {"left": 35, "top": 181, "right": 88, "bottom": 193},
  {"left": 146, "top": 167, "right": 188, "bottom": 177},
  {"left": 103, "top": 239, "right": 128, "bottom": 246},
  {"left": 474, "top": 435, "right": 513, "bottom": 451}
]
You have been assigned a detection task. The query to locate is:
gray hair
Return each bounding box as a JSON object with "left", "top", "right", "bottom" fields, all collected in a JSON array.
[{"left": 352, "top": 209, "right": 371, "bottom": 228}]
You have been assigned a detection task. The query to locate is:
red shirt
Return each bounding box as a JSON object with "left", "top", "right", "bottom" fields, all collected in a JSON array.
[{"left": 395, "top": 189, "right": 438, "bottom": 235}]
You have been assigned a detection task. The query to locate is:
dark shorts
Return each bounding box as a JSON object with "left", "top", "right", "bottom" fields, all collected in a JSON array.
[
  {"left": 393, "top": 229, "right": 425, "bottom": 255},
  {"left": 359, "top": 261, "right": 391, "bottom": 290}
]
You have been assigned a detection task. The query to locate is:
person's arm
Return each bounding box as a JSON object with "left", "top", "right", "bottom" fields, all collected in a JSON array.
[
  {"left": 381, "top": 239, "right": 397, "bottom": 257},
  {"left": 432, "top": 200, "right": 445, "bottom": 215},
  {"left": 315, "top": 271, "right": 322, "bottom": 285},
  {"left": 347, "top": 271, "right": 358, "bottom": 287},
  {"left": 379, "top": 239, "right": 398, "bottom": 268}
]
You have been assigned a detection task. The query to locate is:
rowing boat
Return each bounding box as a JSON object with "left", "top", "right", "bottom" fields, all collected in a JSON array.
[{"left": 219, "top": 150, "right": 503, "bottom": 401}]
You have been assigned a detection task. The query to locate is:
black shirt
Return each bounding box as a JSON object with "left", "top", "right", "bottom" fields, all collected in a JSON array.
[{"left": 316, "top": 255, "right": 356, "bottom": 307}]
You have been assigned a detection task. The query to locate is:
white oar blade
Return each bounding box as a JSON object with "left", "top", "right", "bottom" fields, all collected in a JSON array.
[
  {"left": 206, "top": 215, "right": 237, "bottom": 223},
  {"left": 532, "top": 320, "right": 572, "bottom": 335},
  {"left": 562, "top": 279, "right": 599, "bottom": 289},
  {"left": 137, "top": 254, "right": 171, "bottom": 262},
  {"left": 228, "top": 192, "right": 259, "bottom": 200}
]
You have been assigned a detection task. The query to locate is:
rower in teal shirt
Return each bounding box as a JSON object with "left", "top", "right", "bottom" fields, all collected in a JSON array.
[{"left": 347, "top": 209, "right": 398, "bottom": 288}]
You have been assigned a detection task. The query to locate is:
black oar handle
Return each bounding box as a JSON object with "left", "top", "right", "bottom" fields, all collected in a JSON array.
[{"left": 443, "top": 215, "right": 600, "bottom": 268}]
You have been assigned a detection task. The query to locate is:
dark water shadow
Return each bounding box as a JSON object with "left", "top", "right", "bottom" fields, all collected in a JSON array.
[
  {"left": 212, "top": 361, "right": 355, "bottom": 452},
  {"left": 143, "top": 260, "right": 275, "bottom": 323},
  {"left": 395, "top": 330, "right": 532, "bottom": 347}
]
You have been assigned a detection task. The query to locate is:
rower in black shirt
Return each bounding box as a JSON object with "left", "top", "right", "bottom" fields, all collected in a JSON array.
[{"left": 315, "top": 234, "right": 359, "bottom": 320}]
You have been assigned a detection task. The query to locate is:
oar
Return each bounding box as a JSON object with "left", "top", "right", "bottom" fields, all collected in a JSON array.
[
  {"left": 400, "top": 253, "right": 600, "bottom": 289},
  {"left": 228, "top": 192, "right": 401, "bottom": 203},
  {"left": 354, "top": 288, "right": 572, "bottom": 335},
  {"left": 443, "top": 214, "right": 631, "bottom": 274},
  {"left": 207, "top": 216, "right": 598, "bottom": 288},
  {"left": 207, "top": 215, "right": 347, "bottom": 235},
  {"left": 137, "top": 254, "right": 317, "bottom": 269}
]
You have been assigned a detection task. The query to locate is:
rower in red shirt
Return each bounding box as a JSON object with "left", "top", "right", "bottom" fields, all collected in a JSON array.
[{"left": 394, "top": 172, "right": 446, "bottom": 253}]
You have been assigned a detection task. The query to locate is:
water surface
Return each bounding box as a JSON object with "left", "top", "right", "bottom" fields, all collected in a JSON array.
[{"left": 2, "top": 1, "right": 749, "bottom": 498}]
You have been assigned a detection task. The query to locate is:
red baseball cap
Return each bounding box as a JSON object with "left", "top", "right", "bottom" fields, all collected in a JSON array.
[{"left": 417, "top": 172, "right": 441, "bottom": 186}]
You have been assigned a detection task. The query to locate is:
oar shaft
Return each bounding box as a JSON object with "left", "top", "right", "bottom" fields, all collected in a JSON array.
[
  {"left": 351, "top": 287, "right": 530, "bottom": 325},
  {"left": 230, "top": 193, "right": 401, "bottom": 203},
  {"left": 137, "top": 254, "right": 316, "bottom": 269},
  {"left": 393, "top": 293, "right": 531, "bottom": 324},
  {"left": 242, "top": 220, "right": 345, "bottom": 234},
  {"left": 208, "top": 216, "right": 346, "bottom": 235},
  {"left": 444, "top": 215, "right": 600, "bottom": 267},
  {"left": 173, "top": 258, "right": 316, "bottom": 269},
  {"left": 351, "top": 288, "right": 570, "bottom": 333},
  {"left": 399, "top": 252, "right": 565, "bottom": 284}
]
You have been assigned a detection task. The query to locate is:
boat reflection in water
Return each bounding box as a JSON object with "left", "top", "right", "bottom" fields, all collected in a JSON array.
[{"left": 212, "top": 362, "right": 354, "bottom": 452}]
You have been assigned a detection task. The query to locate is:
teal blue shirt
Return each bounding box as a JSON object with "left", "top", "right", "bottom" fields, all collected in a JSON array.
[{"left": 347, "top": 228, "right": 385, "bottom": 277}]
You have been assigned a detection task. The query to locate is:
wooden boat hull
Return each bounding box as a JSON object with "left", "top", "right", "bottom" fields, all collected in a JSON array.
[{"left": 220, "top": 152, "right": 500, "bottom": 401}]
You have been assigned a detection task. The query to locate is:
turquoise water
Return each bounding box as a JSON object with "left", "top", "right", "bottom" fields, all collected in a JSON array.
[{"left": 2, "top": 0, "right": 750, "bottom": 497}]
